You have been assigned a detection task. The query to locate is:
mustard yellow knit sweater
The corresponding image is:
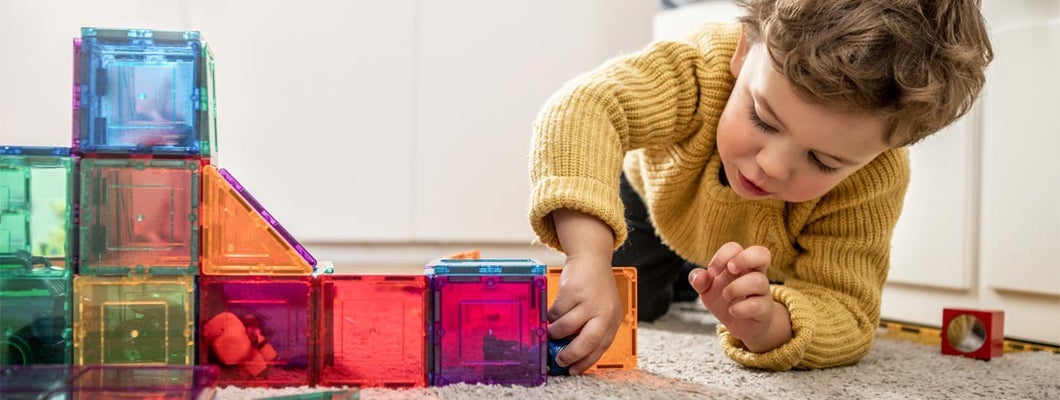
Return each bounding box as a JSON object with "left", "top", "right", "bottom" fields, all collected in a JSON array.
[{"left": 529, "top": 23, "right": 910, "bottom": 371}]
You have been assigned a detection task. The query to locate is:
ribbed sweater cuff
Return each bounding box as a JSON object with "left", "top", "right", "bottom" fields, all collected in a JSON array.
[
  {"left": 717, "top": 285, "right": 816, "bottom": 371},
  {"left": 529, "top": 176, "right": 627, "bottom": 252}
]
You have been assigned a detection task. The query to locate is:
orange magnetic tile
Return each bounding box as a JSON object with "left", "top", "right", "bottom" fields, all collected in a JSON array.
[
  {"left": 200, "top": 165, "right": 313, "bottom": 275},
  {"left": 547, "top": 266, "right": 637, "bottom": 371}
]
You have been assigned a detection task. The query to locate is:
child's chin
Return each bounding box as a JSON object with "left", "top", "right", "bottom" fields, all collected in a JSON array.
[
  {"left": 732, "top": 185, "right": 773, "bottom": 200},
  {"left": 737, "top": 192, "right": 773, "bottom": 201}
]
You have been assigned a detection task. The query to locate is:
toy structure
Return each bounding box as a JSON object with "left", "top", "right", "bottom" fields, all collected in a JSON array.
[
  {"left": 67, "top": 27, "right": 215, "bottom": 374},
  {"left": 1, "top": 26, "right": 639, "bottom": 394},
  {"left": 941, "top": 308, "right": 1004, "bottom": 360}
]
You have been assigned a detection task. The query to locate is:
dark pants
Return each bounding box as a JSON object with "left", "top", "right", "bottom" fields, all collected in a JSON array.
[{"left": 612, "top": 174, "right": 699, "bottom": 321}]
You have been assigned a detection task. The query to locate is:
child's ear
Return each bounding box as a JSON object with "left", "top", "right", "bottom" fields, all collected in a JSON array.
[{"left": 730, "top": 32, "right": 750, "bottom": 78}]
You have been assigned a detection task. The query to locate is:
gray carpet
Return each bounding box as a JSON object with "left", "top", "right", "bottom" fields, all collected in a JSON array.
[{"left": 215, "top": 303, "right": 1060, "bottom": 400}]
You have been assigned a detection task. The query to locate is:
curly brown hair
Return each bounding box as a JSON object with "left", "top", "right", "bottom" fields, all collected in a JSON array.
[{"left": 737, "top": 0, "right": 993, "bottom": 146}]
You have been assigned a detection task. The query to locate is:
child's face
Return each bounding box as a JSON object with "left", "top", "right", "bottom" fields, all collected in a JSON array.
[{"left": 716, "top": 42, "right": 891, "bottom": 203}]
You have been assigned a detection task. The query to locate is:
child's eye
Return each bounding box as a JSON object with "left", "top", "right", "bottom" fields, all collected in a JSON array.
[
  {"left": 809, "top": 152, "right": 841, "bottom": 174},
  {"left": 748, "top": 105, "right": 778, "bottom": 133}
]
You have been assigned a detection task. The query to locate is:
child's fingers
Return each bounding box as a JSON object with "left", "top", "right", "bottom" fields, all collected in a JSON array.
[
  {"left": 727, "top": 245, "right": 771, "bottom": 275},
  {"left": 567, "top": 344, "right": 608, "bottom": 376},
  {"left": 547, "top": 292, "right": 575, "bottom": 323},
  {"left": 722, "top": 272, "right": 770, "bottom": 303},
  {"left": 557, "top": 318, "right": 612, "bottom": 374},
  {"left": 547, "top": 304, "right": 585, "bottom": 340},
  {"left": 728, "top": 295, "right": 775, "bottom": 321},
  {"left": 688, "top": 267, "right": 715, "bottom": 295},
  {"left": 708, "top": 242, "right": 745, "bottom": 272}
]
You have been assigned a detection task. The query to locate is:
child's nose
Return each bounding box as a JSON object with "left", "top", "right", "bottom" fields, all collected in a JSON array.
[{"left": 756, "top": 145, "right": 795, "bottom": 180}]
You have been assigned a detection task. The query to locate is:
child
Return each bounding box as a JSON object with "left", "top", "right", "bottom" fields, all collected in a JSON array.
[{"left": 529, "top": 0, "right": 992, "bottom": 373}]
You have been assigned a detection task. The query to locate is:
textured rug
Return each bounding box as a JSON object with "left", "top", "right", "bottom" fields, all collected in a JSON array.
[{"left": 215, "top": 302, "right": 1060, "bottom": 400}]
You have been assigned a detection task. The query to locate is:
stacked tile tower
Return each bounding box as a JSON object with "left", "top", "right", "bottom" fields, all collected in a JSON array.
[
  {"left": 0, "top": 27, "right": 637, "bottom": 392},
  {"left": 71, "top": 28, "right": 215, "bottom": 371}
]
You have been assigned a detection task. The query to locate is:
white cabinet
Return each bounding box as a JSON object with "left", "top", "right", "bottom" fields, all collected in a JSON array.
[
  {"left": 888, "top": 114, "right": 978, "bottom": 290},
  {"left": 979, "top": 21, "right": 1060, "bottom": 298}
]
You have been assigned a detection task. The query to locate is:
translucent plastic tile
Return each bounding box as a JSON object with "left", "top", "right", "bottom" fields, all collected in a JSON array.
[
  {"left": 317, "top": 275, "right": 428, "bottom": 387},
  {"left": 547, "top": 267, "right": 638, "bottom": 371},
  {"left": 199, "top": 276, "right": 312, "bottom": 387},
  {"left": 201, "top": 166, "right": 315, "bottom": 275},
  {"left": 0, "top": 364, "right": 75, "bottom": 398},
  {"left": 0, "top": 147, "right": 76, "bottom": 278},
  {"left": 73, "top": 27, "right": 217, "bottom": 157},
  {"left": 0, "top": 365, "right": 219, "bottom": 400},
  {"left": 0, "top": 277, "right": 73, "bottom": 365},
  {"left": 73, "top": 275, "right": 195, "bottom": 366},
  {"left": 72, "top": 364, "right": 219, "bottom": 400},
  {"left": 199, "top": 42, "right": 218, "bottom": 160},
  {"left": 425, "top": 258, "right": 546, "bottom": 276},
  {"left": 73, "top": 39, "right": 84, "bottom": 145},
  {"left": 431, "top": 274, "right": 547, "bottom": 387},
  {"left": 78, "top": 157, "right": 200, "bottom": 276}
]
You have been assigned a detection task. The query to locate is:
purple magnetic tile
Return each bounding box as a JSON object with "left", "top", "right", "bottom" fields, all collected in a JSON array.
[
  {"left": 217, "top": 168, "right": 317, "bottom": 267},
  {"left": 199, "top": 276, "right": 313, "bottom": 387},
  {"left": 431, "top": 275, "right": 548, "bottom": 387},
  {"left": 72, "top": 38, "right": 83, "bottom": 152},
  {"left": 72, "top": 38, "right": 82, "bottom": 108}
]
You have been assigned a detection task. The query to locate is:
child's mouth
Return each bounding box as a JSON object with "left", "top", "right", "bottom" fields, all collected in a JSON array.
[{"left": 738, "top": 172, "right": 770, "bottom": 196}]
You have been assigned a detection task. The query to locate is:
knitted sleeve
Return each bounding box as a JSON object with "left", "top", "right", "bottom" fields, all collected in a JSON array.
[
  {"left": 528, "top": 25, "right": 738, "bottom": 252},
  {"left": 718, "top": 148, "right": 911, "bottom": 370}
]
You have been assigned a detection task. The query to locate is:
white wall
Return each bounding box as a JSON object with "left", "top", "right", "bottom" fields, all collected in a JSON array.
[{"left": 0, "top": 0, "right": 657, "bottom": 266}]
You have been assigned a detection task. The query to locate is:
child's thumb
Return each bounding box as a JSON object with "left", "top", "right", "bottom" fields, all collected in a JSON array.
[{"left": 688, "top": 268, "right": 713, "bottom": 294}]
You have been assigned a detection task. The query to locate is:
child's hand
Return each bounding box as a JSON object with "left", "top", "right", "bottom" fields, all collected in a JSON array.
[
  {"left": 547, "top": 208, "right": 622, "bottom": 375},
  {"left": 689, "top": 242, "right": 792, "bottom": 353},
  {"left": 547, "top": 256, "right": 621, "bottom": 375}
]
